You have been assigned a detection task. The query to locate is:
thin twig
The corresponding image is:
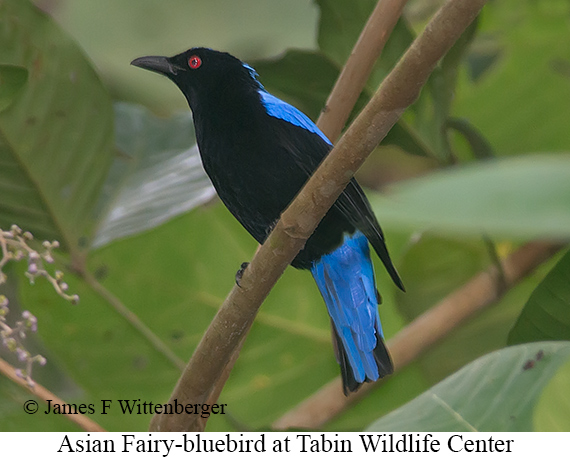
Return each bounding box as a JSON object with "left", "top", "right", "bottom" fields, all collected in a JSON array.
[
  {"left": 272, "top": 241, "right": 564, "bottom": 429},
  {"left": 0, "top": 357, "right": 106, "bottom": 432},
  {"left": 82, "top": 270, "right": 185, "bottom": 371},
  {"left": 149, "top": 0, "right": 488, "bottom": 432},
  {"left": 317, "top": 0, "right": 410, "bottom": 141},
  {"left": 483, "top": 235, "right": 508, "bottom": 293}
]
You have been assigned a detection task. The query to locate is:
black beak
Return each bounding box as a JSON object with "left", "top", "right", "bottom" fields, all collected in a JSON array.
[{"left": 131, "top": 55, "right": 175, "bottom": 76}]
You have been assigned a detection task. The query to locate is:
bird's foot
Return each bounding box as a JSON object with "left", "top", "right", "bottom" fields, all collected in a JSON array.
[{"left": 235, "top": 262, "right": 250, "bottom": 287}]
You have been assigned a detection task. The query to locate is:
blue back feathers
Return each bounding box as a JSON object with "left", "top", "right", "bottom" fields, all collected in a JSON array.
[
  {"left": 259, "top": 91, "right": 333, "bottom": 145},
  {"left": 243, "top": 62, "right": 332, "bottom": 145},
  {"left": 310, "top": 231, "right": 385, "bottom": 384}
]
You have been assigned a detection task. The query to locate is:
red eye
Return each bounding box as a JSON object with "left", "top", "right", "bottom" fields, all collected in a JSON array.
[{"left": 188, "top": 55, "right": 202, "bottom": 69}]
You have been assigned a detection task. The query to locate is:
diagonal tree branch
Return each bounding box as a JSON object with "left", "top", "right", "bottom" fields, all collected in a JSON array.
[
  {"left": 81, "top": 269, "right": 186, "bottom": 370},
  {"left": 149, "top": 0, "right": 488, "bottom": 432},
  {"left": 272, "top": 241, "right": 564, "bottom": 430},
  {"left": 0, "top": 357, "right": 106, "bottom": 432}
]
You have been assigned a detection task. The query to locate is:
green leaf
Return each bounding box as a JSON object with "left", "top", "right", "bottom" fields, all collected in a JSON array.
[
  {"left": 0, "top": 65, "right": 27, "bottom": 112},
  {"left": 317, "top": 0, "right": 377, "bottom": 66},
  {"left": 397, "top": 236, "right": 488, "bottom": 379},
  {"left": 370, "top": 154, "right": 570, "bottom": 238},
  {"left": 453, "top": 0, "right": 570, "bottom": 155},
  {"left": 534, "top": 357, "right": 570, "bottom": 431},
  {"left": 508, "top": 249, "right": 570, "bottom": 345},
  {"left": 394, "top": 235, "right": 547, "bottom": 385},
  {"left": 446, "top": 118, "right": 495, "bottom": 160},
  {"left": 408, "top": 18, "right": 479, "bottom": 164},
  {"left": 429, "top": 19, "right": 480, "bottom": 163},
  {"left": 367, "top": 342, "right": 570, "bottom": 431},
  {"left": 316, "top": 0, "right": 414, "bottom": 90},
  {"left": 384, "top": 122, "right": 436, "bottom": 159},
  {"left": 465, "top": 35, "right": 502, "bottom": 83},
  {"left": 397, "top": 236, "right": 490, "bottom": 321},
  {"left": 0, "top": 0, "right": 114, "bottom": 253},
  {"left": 93, "top": 103, "right": 216, "bottom": 248}
]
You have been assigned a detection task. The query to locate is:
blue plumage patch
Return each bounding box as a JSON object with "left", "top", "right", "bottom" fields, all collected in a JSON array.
[
  {"left": 259, "top": 91, "right": 332, "bottom": 145},
  {"left": 242, "top": 62, "right": 332, "bottom": 144},
  {"left": 310, "top": 231, "right": 385, "bottom": 383}
]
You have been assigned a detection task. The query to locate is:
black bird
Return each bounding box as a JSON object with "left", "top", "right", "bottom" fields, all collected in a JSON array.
[{"left": 132, "top": 48, "right": 404, "bottom": 394}]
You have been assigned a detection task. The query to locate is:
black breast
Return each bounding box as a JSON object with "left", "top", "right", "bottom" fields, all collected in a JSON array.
[{"left": 194, "top": 104, "right": 354, "bottom": 270}]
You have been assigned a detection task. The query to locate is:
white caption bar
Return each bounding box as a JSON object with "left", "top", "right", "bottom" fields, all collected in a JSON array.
[{"left": 2, "top": 432, "right": 567, "bottom": 456}]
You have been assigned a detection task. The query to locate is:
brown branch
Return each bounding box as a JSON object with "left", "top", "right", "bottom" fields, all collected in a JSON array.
[
  {"left": 149, "top": 0, "right": 488, "bottom": 432},
  {"left": 0, "top": 357, "right": 106, "bottom": 432},
  {"left": 272, "top": 241, "right": 564, "bottom": 430},
  {"left": 317, "top": 0, "right": 410, "bottom": 141}
]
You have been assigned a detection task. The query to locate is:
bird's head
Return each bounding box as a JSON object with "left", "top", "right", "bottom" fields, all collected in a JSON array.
[{"left": 131, "top": 48, "right": 262, "bottom": 108}]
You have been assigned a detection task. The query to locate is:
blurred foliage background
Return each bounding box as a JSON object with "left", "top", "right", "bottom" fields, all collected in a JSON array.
[{"left": 0, "top": 0, "right": 569, "bottom": 432}]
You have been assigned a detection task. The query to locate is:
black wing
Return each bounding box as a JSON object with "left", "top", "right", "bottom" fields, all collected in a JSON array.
[
  {"left": 268, "top": 115, "right": 404, "bottom": 290},
  {"left": 336, "top": 180, "right": 405, "bottom": 291}
]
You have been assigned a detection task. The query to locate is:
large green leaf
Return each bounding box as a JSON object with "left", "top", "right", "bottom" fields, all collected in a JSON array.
[
  {"left": 367, "top": 342, "right": 570, "bottom": 431},
  {"left": 534, "top": 357, "right": 570, "bottom": 431},
  {"left": 93, "top": 103, "right": 215, "bottom": 248},
  {"left": 393, "top": 234, "right": 552, "bottom": 386},
  {"left": 453, "top": 0, "right": 570, "bottom": 156},
  {"left": 0, "top": 0, "right": 114, "bottom": 252},
  {"left": 370, "top": 154, "right": 570, "bottom": 238},
  {"left": 0, "top": 65, "right": 28, "bottom": 112},
  {"left": 397, "top": 236, "right": 496, "bottom": 382},
  {"left": 397, "top": 236, "right": 490, "bottom": 321},
  {"left": 508, "top": 249, "right": 570, "bottom": 345}
]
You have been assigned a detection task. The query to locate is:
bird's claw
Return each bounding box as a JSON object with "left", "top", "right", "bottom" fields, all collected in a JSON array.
[{"left": 235, "top": 262, "right": 250, "bottom": 287}]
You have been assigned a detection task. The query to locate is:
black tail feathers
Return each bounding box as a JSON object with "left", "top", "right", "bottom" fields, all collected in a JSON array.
[{"left": 332, "top": 325, "right": 394, "bottom": 396}]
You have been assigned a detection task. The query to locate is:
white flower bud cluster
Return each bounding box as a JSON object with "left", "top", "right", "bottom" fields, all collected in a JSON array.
[
  {"left": 0, "top": 225, "right": 80, "bottom": 387},
  {"left": 1, "top": 225, "right": 79, "bottom": 304},
  {"left": 0, "top": 295, "right": 46, "bottom": 388}
]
